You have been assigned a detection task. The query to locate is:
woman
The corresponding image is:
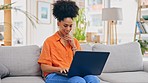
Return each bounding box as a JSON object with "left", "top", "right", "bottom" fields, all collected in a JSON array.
[{"left": 38, "top": 0, "right": 100, "bottom": 83}]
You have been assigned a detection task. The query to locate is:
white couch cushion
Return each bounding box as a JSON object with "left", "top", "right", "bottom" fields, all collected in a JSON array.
[
  {"left": 80, "top": 43, "right": 92, "bottom": 51},
  {"left": 144, "top": 61, "right": 148, "bottom": 72},
  {"left": 0, "top": 45, "right": 41, "bottom": 76},
  {"left": 99, "top": 71, "right": 148, "bottom": 83},
  {"left": 1, "top": 76, "right": 44, "bottom": 83},
  {"left": 92, "top": 42, "right": 143, "bottom": 72}
]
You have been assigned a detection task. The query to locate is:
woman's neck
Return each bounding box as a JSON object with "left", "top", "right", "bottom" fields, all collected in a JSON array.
[
  {"left": 58, "top": 31, "right": 68, "bottom": 46},
  {"left": 58, "top": 31, "right": 65, "bottom": 38}
]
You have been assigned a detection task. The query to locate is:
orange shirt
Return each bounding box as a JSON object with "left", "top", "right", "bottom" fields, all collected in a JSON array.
[{"left": 38, "top": 31, "right": 81, "bottom": 77}]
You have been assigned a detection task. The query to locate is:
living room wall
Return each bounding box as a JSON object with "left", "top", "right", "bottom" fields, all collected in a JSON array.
[
  {"left": 27, "top": 0, "right": 137, "bottom": 46},
  {"left": 0, "top": 1, "right": 4, "bottom": 24},
  {"left": 26, "top": 0, "right": 138, "bottom": 46},
  {"left": 26, "top": 0, "right": 55, "bottom": 46},
  {"left": 1, "top": 0, "right": 139, "bottom": 46},
  {"left": 111, "top": 0, "right": 137, "bottom": 44}
]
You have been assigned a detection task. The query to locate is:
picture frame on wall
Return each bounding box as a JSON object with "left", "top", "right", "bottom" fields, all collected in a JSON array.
[
  {"left": 37, "top": 1, "right": 51, "bottom": 24},
  {"left": 87, "top": 0, "right": 102, "bottom": 11}
]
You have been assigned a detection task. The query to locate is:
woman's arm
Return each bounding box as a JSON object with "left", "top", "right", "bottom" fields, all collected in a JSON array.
[{"left": 41, "top": 64, "right": 69, "bottom": 73}]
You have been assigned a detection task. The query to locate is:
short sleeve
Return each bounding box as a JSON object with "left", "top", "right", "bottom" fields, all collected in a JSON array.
[
  {"left": 74, "top": 38, "right": 81, "bottom": 50},
  {"left": 38, "top": 40, "right": 52, "bottom": 66}
]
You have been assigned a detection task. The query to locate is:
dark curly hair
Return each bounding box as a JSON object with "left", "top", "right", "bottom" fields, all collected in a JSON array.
[{"left": 53, "top": 0, "right": 79, "bottom": 21}]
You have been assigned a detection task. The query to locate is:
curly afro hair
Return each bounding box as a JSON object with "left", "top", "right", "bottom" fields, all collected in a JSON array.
[{"left": 53, "top": 0, "right": 79, "bottom": 21}]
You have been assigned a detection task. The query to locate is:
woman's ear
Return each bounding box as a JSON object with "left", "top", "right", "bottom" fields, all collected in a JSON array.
[{"left": 57, "top": 22, "right": 60, "bottom": 26}]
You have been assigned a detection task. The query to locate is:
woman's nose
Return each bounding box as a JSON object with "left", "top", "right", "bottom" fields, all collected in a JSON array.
[{"left": 66, "top": 27, "right": 72, "bottom": 31}]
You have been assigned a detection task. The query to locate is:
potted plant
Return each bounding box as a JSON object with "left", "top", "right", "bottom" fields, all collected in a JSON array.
[
  {"left": 0, "top": 2, "right": 38, "bottom": 45},
  {"left": 73, "top": 8, "right": 87, "bottom": 41},
  {"left": 137, "top": 40, "right": 148, "bottom": 55},
  {"left": 0, "top": 2, "right": 38, "bottom": 28}
]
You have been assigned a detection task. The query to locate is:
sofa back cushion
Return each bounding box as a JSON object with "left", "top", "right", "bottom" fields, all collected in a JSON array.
[
  {"left": 92, "top": 42, "right": 143, "bottom": 73},
  {"left": 0, "top": 45, "right": 41, "bottom": 76},
  {"left": 80, "top": 43, "right": 92, "bottom": 51}
]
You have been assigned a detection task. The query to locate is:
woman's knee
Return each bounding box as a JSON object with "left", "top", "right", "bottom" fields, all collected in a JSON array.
[
  {"left": 68, "top": 76, "right": 86, "bottom": 83},
  {"left": 45, "top": 73, "right": 69, "bottom": 83},
  {"left": 84, "top": 75, "right": 100, "bottom": 83}
]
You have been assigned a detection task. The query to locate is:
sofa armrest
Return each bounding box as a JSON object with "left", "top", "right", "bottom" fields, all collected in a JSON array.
[{"left": 144, "top": 61, "right": 148, "bottom": 72}]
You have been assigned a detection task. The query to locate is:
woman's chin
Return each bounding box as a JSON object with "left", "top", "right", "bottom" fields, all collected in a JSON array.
[{"left": 65, "top": 32, "right": 69, "bottom": 35}]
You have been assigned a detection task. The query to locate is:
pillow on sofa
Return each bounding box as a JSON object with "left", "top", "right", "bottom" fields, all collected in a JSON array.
[
  {"left": 0, "top": 45, "right": 41, "bottom": 76},
  {"left": 92, "top": 42, "right": 143, "bottom": 73},
  {"left": 0, "top": 63, "right": 9, "bottom": 78}
]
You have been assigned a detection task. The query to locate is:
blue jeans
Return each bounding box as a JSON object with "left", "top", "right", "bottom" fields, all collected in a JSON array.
[{"left": 45, "top": 73, "right": 100, "bottom": 83}]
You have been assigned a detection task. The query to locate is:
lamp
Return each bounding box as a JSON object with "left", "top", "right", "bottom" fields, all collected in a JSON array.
[
  {"left": 0, "top": 25, "right": 4, "bottom": 41},
  {"left": 102, "top": 8, "right": 122, "bottom": 45}
]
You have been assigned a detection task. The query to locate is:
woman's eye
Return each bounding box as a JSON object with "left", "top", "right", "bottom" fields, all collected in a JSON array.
[
  {"left": 70, "top": 25, "right": 72, "bottom": 27},
  {"left": 64, "top": 25, "right": 68, "bottom": 27},
  {"left": 63, "top": 24, "right": 73, "bottom": 28}
]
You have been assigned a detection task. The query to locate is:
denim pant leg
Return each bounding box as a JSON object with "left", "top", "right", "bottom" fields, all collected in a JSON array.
[
  {"left": 46, "top": 73, "right": 86, "bottom": 83},
  {"left": 45, "top": 73, "right": 69, "bottom": 83},
  {"left": 83, "top": 75, "right": 100, "bottom": 83},
  {"left": 68, "top": 76, "right": 86, "bottom": 83}
]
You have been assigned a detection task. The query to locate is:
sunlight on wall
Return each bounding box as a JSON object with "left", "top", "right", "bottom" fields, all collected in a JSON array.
[{"left": 0, "top": 1, "right": 4, "bottom": 24}]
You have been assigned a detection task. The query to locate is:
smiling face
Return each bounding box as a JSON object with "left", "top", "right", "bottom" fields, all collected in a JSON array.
[{"left": 58, "top": 17, "right": 73, "bottom": 36}]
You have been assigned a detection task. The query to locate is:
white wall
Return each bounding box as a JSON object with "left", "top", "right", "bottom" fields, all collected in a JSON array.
[
  {"left": 111, "top": 0, "right": 137, "bottom": 44},
  {"left": 0, "top": 1, "right": 4, "bottom": 24},
  {"left": 26, "top": 0, "right": 138, "bottom": 46},
  {"left": 1, "top": 0, "right": 54, "bottom": 46},
  {"left": 1, "top": 0, "right": 139, "bottom": 46},
  {"left": 11, "top": 0, "right": 27, "bottom": 46},
  {"left": 26, "top": 0, "right": 55, "bottom": 46},
  {"left": 0, "top": 1, "right": 4, "bottom": 45}
]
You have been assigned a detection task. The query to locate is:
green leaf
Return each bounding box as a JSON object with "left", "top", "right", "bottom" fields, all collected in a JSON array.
[
  {"left": 73, "top": 8, "right": 88, "bottom": 41},
  {"left": 138, "top": 40, "right": 148, "bottom": 55}
]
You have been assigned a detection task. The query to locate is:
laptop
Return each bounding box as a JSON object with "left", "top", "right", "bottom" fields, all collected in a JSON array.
[{"left": 56, "top": 51, "right": 110, "bottom": 78}]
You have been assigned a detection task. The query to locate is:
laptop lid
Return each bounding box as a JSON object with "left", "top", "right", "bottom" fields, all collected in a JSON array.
[{"left": 67, "top": 51, "right": 110, "bottom": 77}]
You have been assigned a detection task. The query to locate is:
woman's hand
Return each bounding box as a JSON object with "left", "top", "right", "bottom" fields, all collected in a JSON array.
[
  {"left": 63, "top": 34, "right": 76, "bottom": 48},
  {"left": 59, "top": 68, "right": 69, "bottom": 73},
  {"left": 41, "top": 64, "right": 69, "bottom": 73}
]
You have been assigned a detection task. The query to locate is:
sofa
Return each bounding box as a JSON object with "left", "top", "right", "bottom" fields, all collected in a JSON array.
[
  {"left": 0, "top": 45, "right": 44, "bottom": 83},
  {"left": 0, "top": 42, "right": 148, "bottom": 83},
  {"left": 81, "top": 42, "right": 148, "bottom": 83}
]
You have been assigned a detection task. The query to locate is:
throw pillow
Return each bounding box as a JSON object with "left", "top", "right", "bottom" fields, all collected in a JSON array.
[
  {"left": 0, "top": 63, "right": 9, "bottom": 78},
  {"left": 92, "top": 42, "right": 143, "bottom": 72}
]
